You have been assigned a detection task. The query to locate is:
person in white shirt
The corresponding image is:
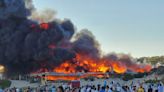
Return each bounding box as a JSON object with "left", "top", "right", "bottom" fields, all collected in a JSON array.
[
  {"left": 116, "top": 83, "right": 121, "bottom": 92},
  {"left": 86, "top": 86, "right": 91, "bottom": 92},
  {"left": 108, "top": 88, "right": 113, "bottom": 92},
  {"left": 16, "top": 88, "right": 20, "bottom": 92},
  {"left": 51, "top": 86, "right": 56, "bottom": 92},
  {"left": 80, "top": 86, "right": 86, "bottom": 92},
  {"left": 158, "top": 84, "right": 163, "bottom": 92}
]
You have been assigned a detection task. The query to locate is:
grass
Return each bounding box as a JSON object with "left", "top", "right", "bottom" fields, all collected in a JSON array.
[{"left": 0, "top": 80, "right": 11, "bottom": 89}]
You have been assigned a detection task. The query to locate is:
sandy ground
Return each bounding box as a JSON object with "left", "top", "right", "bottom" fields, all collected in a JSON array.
[
  {"left": 10, "top": 80, "right": 39, "bottom": 88},
  {"left": 8, "top": 78, "right": 148, "bottom": 88},
  {"left": 9, "top": 74, "right": 164, "bottom": 88}
]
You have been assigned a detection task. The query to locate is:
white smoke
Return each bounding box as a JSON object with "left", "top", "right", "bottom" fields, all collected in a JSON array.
[{"left": 29, "top": 9, "right": 56, "bottom": 23}]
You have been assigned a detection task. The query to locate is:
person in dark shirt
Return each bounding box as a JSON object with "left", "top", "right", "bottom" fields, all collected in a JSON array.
[
  {"left": 57, "top": 86, "right": 64, "bottom": 92},
  {"left": 100, "top": 86, "right": 105, "bottom": 92},
  {"left": 148, "top": 85, "right": 153, "bottom": 92}
]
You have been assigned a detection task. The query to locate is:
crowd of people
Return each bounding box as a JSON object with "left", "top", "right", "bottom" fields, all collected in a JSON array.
[{"left": 1, "top": 80, "right": 164, "bottom": 92}]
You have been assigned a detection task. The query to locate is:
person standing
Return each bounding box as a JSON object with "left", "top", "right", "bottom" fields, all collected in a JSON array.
[
  {"left": 148, "top": 85, "right": 153, "bottom": 92},
  {"left": 116, "top": 84, "right": 121, "bottom": 92},
  {"left": 158, "top": 84, "right": 163, "bottom": 92},
  {"left": 16, "top": 88, "right": 20, "bottom": 92},
  {"left": 93, "top": 87, "right": 98, "bottom": 92},
  {"left": 52, "top": 86, "right": 56, "bottom": 92},
  {"left": 137, "top": 85, "right": 144, "bottom": 92},
  {"left": 104, "top": 80, "right": 107, "bottom": 87},
  {"left": 106, "top": 86, "right": 113, "bottom": 92},
  {"left": 57, "top": 86, "right": 64, "bottom": 92},
  {"left": 100, "top": 86, "right": 106, "bottom": 92}
]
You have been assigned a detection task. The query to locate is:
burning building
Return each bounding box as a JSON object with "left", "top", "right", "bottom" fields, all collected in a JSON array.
[
  {"left": 0, "top": 0, "right": 152, "bottom": 80},
  {"left": 30, "top": 72, "right": 107, "bottom": 81}
]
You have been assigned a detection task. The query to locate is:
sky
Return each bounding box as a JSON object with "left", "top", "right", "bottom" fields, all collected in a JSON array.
[{"left": 33, "top": 0, "right": 164, "bottom": 58}]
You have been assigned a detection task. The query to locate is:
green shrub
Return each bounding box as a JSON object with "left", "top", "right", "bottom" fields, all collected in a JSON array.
[
  {"left": 134, "top": 73, "right": 146, "bottom": 78},
  {"left": 145, "top": 79, "right": 160, "bottom": 84},
  {"left": 122, "top": 74, "right": 134, "bottom": 81},
  {"left": 0, "top": 80, "right": 11, "bottom": 89}
]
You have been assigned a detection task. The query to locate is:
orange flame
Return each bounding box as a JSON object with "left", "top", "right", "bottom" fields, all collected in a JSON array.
[
  {"left": 53, "top": 54, "right": 151, "bottom": 74},
  {"left": 40, "top": 54, "right": 152, "bottom": 81},
  {"left": 46, "top": 75, "right": 79, "bottom": 81},
  {"left": 54, "top": 54, "right": 110, "bottom": 74}
]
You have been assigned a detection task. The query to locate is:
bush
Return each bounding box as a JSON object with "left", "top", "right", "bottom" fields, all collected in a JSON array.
[
  {"left": 83, "top": 76, "right": 95, "bottom": 81},
  {"left": 0, "top": 80, "right": 11, "bottom": 89},
  {"left": 145, "top": 79, "right": 160, "bottom": 84},
  {"left": 134, "top": 73, "right": 146, "bottom": 78},
  {"left": 122, "top": 74, "right": 134, "bottom": 81},
  {"left": 161, "top": 77, "right": 164, "bottom": 84}
]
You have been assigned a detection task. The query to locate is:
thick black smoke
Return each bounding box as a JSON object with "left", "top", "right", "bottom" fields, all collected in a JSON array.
[
  {"left": 0, "top": 0, "right": 76, "bottom": 75},
  {"left": 72, "top": 29, "right": 100, "bottom": 60}
]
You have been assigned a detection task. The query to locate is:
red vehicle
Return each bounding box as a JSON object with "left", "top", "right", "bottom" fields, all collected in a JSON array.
[{"left": 69, "top": 80, "right": 80, "bottom": 88}]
